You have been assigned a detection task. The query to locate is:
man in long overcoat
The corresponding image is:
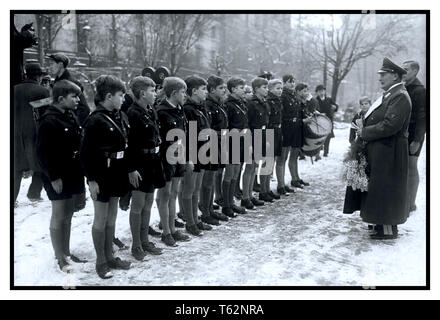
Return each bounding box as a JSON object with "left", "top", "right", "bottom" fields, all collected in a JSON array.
[
  {"left": 14, "top": 63, "right": 50, "bottom": 203},
  {"left": 358, "top": 58, "right": 412, "bottom": 240}
]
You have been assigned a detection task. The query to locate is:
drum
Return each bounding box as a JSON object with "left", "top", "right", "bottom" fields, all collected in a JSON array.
[
  {"left": 155, "top": 66, "right": 171, "bottom": 85},
  {"left": 141, "top": 67, "right": 157, "bottom": 83},
  {"left": 301, "top": 113, "right": 332, "bottom": 156}
]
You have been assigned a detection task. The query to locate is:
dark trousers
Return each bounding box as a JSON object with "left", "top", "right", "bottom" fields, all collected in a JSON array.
[
  {"left": 14, "top": 170, "right": 43, "bottom": 202},
  {"left": 323, "top": 136, "right": 331, "bottom": 156}
]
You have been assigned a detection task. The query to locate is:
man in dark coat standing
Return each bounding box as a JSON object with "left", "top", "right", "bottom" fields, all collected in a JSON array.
[
  {"left": 402, "top": 60, "right": 426, "bottom": 213},
  {"left": 14, "top": 63, "right": 50, "bottom": 204},
  {"left": 358, "top": 57, "right": 412, "bottom": 240},
  {"left": 48, "top": 53, "right": 90, "bottom": 211},
  {"left": 315, "top": 84, "right": 338, "bottom": 160},
  {"left": 47, "top": 53, "right": 90, "bottom": 125}
]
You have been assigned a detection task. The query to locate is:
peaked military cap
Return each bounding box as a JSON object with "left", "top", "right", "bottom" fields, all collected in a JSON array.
[{"left": 378, "top": 57, "right": 407, "bottom": 76}]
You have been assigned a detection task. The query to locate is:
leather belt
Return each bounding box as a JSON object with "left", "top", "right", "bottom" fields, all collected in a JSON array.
[
  {"left": 104, "top": 151, "right": 125, "bottom": 159},
  {"left": 141, "top": 146, "right": 160, "bottom": 154}
]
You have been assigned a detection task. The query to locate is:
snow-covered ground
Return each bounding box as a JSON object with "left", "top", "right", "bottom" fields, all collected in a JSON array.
[{"left": 13, "top": 126, "right": 426, "bottom": 287}]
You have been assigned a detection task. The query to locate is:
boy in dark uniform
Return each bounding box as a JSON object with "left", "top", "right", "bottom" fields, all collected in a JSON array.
[
  {"left": 200, "top": 76, "right": 229, "bottom": 223},
  {"left": 276, "top": 75, "right": 297, "bottom": 195},
  {"left": 278, "top": 76, "right": 310, "bottom": 191},
  {"left": 315, "top": 84, "right": 338, "bottom": 159},
  {"left": 181, "top": 75, "right": 213, "bottom": 235},
  {"left": 80, "top": 75, "right": 131, "bottom": 279},
  {"left": 126, "top": 76, "right": 165, "bottom": 260},
  {"left": 48, "top": 53, "right": 90, "bottom": 212},
  {"left": 265, "top": 79, "right": 284, "bottom": 199},
  {"left": 156, "top": 77, "right": 191, "bottom": 246},
  {"left": 241, "top": 77, "right": 268, "bottom": 209},
  {"left": 223, "top": 77, "right": 249, "bottom": 216},
  {"left": 37, "top": 80, "right": 87, "bottom": 271}
]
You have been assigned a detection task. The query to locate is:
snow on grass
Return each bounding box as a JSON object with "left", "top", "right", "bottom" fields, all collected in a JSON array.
[{"left": 13, "top": 126, "right": 426, "bottom": 286}]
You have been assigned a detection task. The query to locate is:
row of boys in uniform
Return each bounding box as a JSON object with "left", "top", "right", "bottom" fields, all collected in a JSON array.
[{"left": 37, "top": 72, "right": 315, "bottom": 279}]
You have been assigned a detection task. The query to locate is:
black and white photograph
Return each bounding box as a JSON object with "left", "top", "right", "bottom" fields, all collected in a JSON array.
[{"left": 10, "top": 9, "right": 428, "bottom": 289}]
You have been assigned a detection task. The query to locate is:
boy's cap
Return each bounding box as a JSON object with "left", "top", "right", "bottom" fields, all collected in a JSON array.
[{"left": 47, "top": 53, "right": 70, "bottom": 68}]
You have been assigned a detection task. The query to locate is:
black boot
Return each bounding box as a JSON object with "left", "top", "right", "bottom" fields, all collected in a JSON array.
[
  {"left": 268, "top": 190, "right": 281, "bottom": 200},
  {"left": 148, "top": 226, "right": 161, "bottom": 237},
  {"left": 240, "top": 198, "right": 254, "bottom": 210},
  {"left": 251, "top": 197, "right": 265, "bottom": 206}
]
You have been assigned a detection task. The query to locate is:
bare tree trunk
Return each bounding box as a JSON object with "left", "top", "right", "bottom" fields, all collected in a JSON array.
[
  {"left": 35, "top": 14, "right": 45, "bottom": 66},
  {"left": 331, "top": 73, "right": 340, "bottom": 102},
  {"left": 110, "top": 14, "right": 118, "bottom": 63}
]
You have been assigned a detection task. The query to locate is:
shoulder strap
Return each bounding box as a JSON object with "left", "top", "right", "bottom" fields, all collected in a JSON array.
[
  {"left": 92, "top": 110, "right": 128, "bottom": 144},
  {"left": 100, "top": 112, "right": 127, "bottom": 141}
]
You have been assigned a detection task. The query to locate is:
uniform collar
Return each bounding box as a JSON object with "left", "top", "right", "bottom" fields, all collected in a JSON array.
[
  {"left": 364, "top": 84, "right": 404, "bottom": 120},
  {"left": 385, "top": 82, "right": 404, "bottom": 94},
  {"left": 207, "top": 94, "right": 222, "bottom": 105}
]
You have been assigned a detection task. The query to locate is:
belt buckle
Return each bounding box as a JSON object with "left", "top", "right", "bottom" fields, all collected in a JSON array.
[
  {"left": 155, "top": 146, "right": 159, "bottom": 153},
  {"left": 116, "top": 151, "right": 124, "bottom": 159}
]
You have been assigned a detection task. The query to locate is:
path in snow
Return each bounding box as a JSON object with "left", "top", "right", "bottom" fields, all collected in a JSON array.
[{"left": 13, "top": 126, "right": 426, "bottom": 286}]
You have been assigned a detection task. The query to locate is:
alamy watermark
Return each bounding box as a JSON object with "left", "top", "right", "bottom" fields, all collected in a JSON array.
[{"left": 165, "top": 121, "right": 275, "bottom": 174}]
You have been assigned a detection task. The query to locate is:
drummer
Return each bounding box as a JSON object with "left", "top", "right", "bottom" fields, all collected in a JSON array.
[{"left": 277, "top": 75, "right": 299, "bottom": 194}]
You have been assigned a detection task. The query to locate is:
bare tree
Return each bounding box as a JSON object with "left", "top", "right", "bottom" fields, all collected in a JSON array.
[{"left": 308, "top": 14, "right": 411, "bottom": 101}]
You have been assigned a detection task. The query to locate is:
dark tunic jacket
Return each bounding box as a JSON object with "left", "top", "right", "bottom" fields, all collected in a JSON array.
[
  {"left": 126, "top": 101, "right": 162, "bottom": 173},
  {"left": 405, "top": 77, "right": 426, "bottom": 144},
  {"left": 224, "top": 95, "right": 248, "bottom": 131},
  {"left": 14, "top": 79, "right": 50, "bottom": 172},
  {"left": 359, "top": 83, "right": 412, "bottom": 225},
  {"left": 183, "top": 98, "right": 211, "bottom": 162},
  {"left": 266, "top": 92, "right": 282, "bottom": 130},
  {"left": 205, "top": 94, "right": 228, "bottom": 132},
  {"left": 247, "top": 95, "right": 269, "bottom": 131},
  {"left": 316, "top": 96, "right": 338, "bottom": 120},
  {"left": 156, "top": 100, "right": 188, "bottom": 161},
  {"left": 281, "top": 88, "right": 306, "bottom": 147},
  {"left": 80, "top": 106, "right": 129, "bottom": 184},
  {"left": 37, "top": 106, "right": 84, "bottom": 184}
]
